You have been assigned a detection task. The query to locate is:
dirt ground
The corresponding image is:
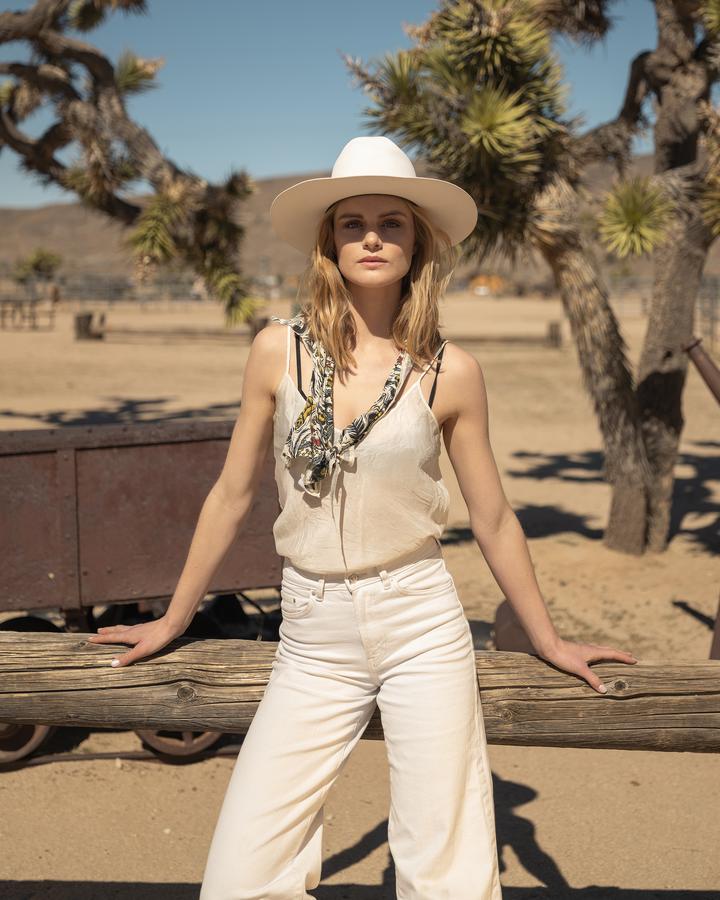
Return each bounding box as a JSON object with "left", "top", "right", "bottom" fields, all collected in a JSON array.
[{"left": 1, "top": 293, "right": 719, "bottom": 899}]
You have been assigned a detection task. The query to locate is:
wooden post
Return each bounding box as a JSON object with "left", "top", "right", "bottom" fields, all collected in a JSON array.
[
  {"left": 683, "top": 335, "right": 720, "bottom": 402},
  {"left": 74, "top": 312, "right": 105, "bottom": 340},
  {"left": 1, "top": 632, "right": 719, "bottom": 752},
  {"left": 546, "top": 320, "right": 562, "bottom": 347},
  {"left": 710, "top": 590, "right": 720, "bottom": 661}
]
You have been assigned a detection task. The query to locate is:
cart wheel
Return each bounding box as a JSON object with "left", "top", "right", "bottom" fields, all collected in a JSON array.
[
  {"left": 0, "top": 615, "right": 63, "bottom": 765},
  {"left": 135, "top": 728, "right": 223, "bottom": 761},
  {"left": 0, "top": 723, "right": 57, "bottom": 765},
  {"left": 0, "top": 614, "right": 63, "bottom": 633}
]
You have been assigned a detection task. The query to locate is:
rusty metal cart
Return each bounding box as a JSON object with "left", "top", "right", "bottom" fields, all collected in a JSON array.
[{"left": 0, "top": 419, "right": 282, "bottom": 765}]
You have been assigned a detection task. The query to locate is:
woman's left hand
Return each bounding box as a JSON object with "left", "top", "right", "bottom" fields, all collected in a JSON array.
[{"left": 536, "top": 637, "right": 638, "bottom": 694}]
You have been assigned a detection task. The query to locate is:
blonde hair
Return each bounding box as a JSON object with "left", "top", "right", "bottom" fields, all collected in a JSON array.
[{"left": 293, "top": 196, "right": 459, "bottom": 374}]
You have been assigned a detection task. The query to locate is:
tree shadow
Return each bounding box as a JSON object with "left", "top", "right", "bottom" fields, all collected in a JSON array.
[
  {"left": 507, "top": 449, "right": 607, "bottom": 485},
  {"left": 0, "top": 883, "right": 714, "bottom": 899},
  {"left": 0, "top": 398, "right": 240, "bottom": 428},
  {"left": 5, "top": 734, "right": 717, "bottom": 898},
  {"left": 504, "top": 444, "right": 719, "bottom": 552},
  {"left": 513, "top": 505, "right": 605, "bottom": 541},
  {"left": 316, "top": 770, "right": 571, "bottom": 896},
  {"left": 314, "top": 769, "right": 718, "bottom": 899}
]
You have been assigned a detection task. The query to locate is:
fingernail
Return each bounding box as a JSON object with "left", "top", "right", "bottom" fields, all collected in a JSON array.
[
  {"left": 598, "top": 683, "right": 607, "bottom": 693},
  {"left": 111, "top": 659, "right": 119, "bottom": 667}
]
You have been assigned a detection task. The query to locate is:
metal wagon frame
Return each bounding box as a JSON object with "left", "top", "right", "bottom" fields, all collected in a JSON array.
[{"left": 0, "top": 419, "right": 283, "bottom": 764}]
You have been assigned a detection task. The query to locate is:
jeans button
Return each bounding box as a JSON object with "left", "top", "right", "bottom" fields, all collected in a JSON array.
[{"left": 349, "top": 573, "right": 358, "bottom": 583}]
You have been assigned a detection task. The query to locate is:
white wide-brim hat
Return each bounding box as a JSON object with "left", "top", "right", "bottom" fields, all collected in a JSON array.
[{"left": 270, "top": 135, "right": 478, "bottom": 255}]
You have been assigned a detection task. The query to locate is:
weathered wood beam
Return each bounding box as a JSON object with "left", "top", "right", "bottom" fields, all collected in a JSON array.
[{"left": 1, "top": 632, "right": 719, "bottom": 753}]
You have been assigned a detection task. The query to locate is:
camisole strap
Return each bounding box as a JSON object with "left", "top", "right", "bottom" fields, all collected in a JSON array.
[
  {"left": 428, "top": 340, "right": 448, "bottom": 409},
  {"left": 419, "top": 339, "right": 448, "bottom": 377},
  {"left": 294, "top": 331, "right": 307, "bottom": 400},
  {"left": 284, "top": 320, "right": 292, "bottom": 373},
  {"left": 417, "top": 339, "right": 448, "bottom": 409}
]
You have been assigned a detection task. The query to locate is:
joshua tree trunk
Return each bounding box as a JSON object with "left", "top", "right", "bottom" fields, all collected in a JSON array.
[
  {"left": 630, "top": 0, "right": 717, "bottom": 551},
  {"left": 538, "top": 170, "right": 714, "bottom": 555},
  {"left": 559, "top": 254, "right": 652, "bottom": 552},
  {"left": 636, "top": 205, "right": 714, "bottom": 551},
  {"left": 536, "top": 177, "right": 653, "bottom": 554}
]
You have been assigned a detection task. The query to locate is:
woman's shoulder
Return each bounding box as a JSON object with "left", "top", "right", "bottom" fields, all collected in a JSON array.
[
  {"left": 438, "top": 338, "right": 480, "bottom": 371},
  {"left": 434, "top": 339, "right": 486, "bottom": 391},
  {"left": 248, "top": 318, "right": 288, "bottom": 385},
  {"left": 255, "top": 316, "right": 289, "bottom": 348}
]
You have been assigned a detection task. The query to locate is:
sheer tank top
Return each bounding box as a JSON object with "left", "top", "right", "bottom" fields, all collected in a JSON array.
[{"left": 272, "top": 322, "right": 450, "bottom": 574}]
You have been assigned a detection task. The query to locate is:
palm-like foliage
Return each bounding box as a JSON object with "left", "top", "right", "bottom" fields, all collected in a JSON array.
[
  {"left": 127, "top": 192, "right": 183, "bottom": 266},
  {"left": 12, "top": 248, "right": 63, "bottom": 284},
  {"left": 700, "top": 179, "right": 720, "bottom": 238},
  {"left": 114, "top": 50, "right": 164, "bottom": 96},
  {"left": 62, "top": 153, "right": 141, "bottom": 205},
  {"left": 69, "top": 0, "right": 148, "bottom": 31},
  {"left": 698, "top": 99, "right": 720, "bottom": 236},
  {"left": 346, "top": 0, "right": 582, "bottom": 263},
  {"left": 598, "top": 176, "right": 674, "bottom": 258},
  {"left": 346, "top": 0, "right": 683, "bottom": 267},
  {"left": 701, "top": 0, "right": 720, "bottom": 35}
]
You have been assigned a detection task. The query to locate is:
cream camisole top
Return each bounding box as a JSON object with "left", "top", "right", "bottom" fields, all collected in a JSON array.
[{"left": 272, "top": 322, "right": 450, "bottom": 574}]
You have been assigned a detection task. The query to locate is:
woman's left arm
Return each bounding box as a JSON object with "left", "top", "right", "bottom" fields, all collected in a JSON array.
[{"left": 440, "top": 345, "right": 638, "bottom": 694}]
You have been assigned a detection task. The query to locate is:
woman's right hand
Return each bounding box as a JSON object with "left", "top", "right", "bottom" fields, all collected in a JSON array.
[{"left": 86, "top": 615, "right": 186, "bottom": 668}]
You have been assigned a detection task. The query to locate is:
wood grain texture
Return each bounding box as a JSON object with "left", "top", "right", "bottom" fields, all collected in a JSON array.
[{"left": 1, "top": 632, "right": 719, "bottom": 752}]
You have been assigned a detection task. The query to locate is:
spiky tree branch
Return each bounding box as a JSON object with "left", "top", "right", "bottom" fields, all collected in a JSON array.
[{"left": 0, "top": 0, "right": 255, "bottom": 323}]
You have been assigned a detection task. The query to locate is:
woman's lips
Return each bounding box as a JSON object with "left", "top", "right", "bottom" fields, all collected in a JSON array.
[{"left": 359, "top": 260, "right": 387, "bottom": 267}]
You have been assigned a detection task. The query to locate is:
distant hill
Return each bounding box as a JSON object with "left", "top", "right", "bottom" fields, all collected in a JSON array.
[{"left": 1, "top": 152, "right": 714, "bottom": 290}]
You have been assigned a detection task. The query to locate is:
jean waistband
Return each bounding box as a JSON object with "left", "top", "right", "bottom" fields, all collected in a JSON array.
[{"left": 283, "top": 534, "right": 443, "bottom": 587}]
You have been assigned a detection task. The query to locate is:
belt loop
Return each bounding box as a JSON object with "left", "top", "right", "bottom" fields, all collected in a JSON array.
[
  {"left": 379, "top": 567, "right": 391, "bottom": 590},
  {"left": 317, "top": 577, "right": 326, "bottom": 600}
]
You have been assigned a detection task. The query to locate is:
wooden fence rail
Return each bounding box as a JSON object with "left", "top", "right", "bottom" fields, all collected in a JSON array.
[{"left": 1, "top": 632, "right": 719, "bottom": 753}]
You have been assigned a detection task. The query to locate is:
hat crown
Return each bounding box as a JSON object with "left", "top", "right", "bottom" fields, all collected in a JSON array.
[
  {"left": 331, "top": 136, "right": 416, "bottom": 180},
  {"left": 270, "top": 134, "right": 478, "bottom": 254}
]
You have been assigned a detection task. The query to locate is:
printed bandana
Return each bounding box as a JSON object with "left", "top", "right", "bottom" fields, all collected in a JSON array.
[{"left": 271, "top": 313, "right": 413, "bottom": 497}]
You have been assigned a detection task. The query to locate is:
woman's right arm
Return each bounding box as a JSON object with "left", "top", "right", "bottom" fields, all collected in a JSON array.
[{"left": 86, "top": 322, "right": 286, "bottom": 666}]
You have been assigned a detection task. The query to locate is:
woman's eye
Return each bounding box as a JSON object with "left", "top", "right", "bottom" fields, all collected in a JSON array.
[{"left": 343, "top": 220, "right": 401, "bottom": 229}]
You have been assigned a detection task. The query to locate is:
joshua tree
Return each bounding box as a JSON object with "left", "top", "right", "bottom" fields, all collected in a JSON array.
[
  {"left": 344, "top": 0, "right": 720, "bottom": 555},
  {"left": 12, "top": 247, "right": 62, "bottom": 284},
  {"left": 0, "top": 0, "right": 256, "bottom": 324}
]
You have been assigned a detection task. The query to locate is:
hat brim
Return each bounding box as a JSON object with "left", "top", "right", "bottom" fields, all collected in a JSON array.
[{"left": 269, "top": 174, "right": 478, "bottom": 255}]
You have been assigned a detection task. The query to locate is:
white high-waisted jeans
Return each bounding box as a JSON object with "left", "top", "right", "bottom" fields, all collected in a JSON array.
[{"left": 199, "top": 535, "right": 502, "bottom": 900}]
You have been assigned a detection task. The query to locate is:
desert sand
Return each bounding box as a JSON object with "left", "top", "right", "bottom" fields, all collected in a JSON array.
[{"left": 1, "top": 292, "right": 719, "bottom": 898}]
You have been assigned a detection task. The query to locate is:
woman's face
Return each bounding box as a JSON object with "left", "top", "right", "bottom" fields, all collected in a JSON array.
[{"left": 332, "top": 194, "right": 416, "bottom": 289}]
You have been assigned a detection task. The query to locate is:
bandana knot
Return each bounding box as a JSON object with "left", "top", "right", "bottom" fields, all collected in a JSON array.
[{"left": 271, "top": 313, "right": 412, "bottom": 498}]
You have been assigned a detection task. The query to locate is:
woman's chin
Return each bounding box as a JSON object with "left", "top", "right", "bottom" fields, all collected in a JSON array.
[{"left": 345, "top": 270, "right": 402, "bottom": 289}]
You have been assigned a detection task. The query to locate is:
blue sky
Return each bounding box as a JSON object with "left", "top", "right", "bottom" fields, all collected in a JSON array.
[{"left": 1, "top": 0, "right": 660, "bottom": 208}]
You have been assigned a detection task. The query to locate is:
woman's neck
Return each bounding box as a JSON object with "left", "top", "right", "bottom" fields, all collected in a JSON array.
[{"left": 343, "top": 288, "right": 403, "bottom": 351}]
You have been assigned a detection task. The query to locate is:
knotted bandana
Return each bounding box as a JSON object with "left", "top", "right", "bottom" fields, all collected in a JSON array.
[{"left": 271, "top": 313, "right": 414, "bottom": 497}]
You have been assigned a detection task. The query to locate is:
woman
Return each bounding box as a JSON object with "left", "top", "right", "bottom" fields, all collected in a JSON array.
[{"left": 88, "top": 136, "right": 637, "bottom": 899}]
